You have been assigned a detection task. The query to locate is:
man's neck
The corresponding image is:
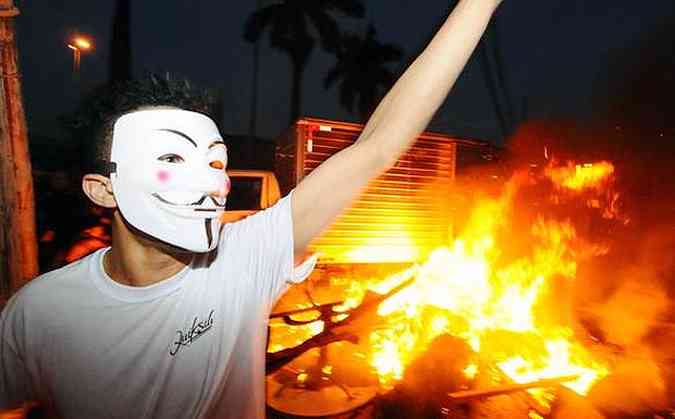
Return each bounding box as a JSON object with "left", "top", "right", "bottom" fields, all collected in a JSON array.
[{"left": 104, "top": 212, "right": 193, "bottom": 287}]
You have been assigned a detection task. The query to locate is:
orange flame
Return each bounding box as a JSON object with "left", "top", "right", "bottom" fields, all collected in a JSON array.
[
  {"left": 269, "top": 160, "right": 622, "bottom": 406},
  {"left": 361, "top": 162, "right": 615, "bottom": 396},
  {"left": 545, "top": 161, "right": 614, "bottom": 191}
]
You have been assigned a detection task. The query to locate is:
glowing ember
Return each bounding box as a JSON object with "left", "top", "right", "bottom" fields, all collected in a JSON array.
[
  {"left": 296, "top": 372, "right": 309, "bottom": 384},
  {"left": 463, "top": 363, "right": 479, "bottom": 380}
]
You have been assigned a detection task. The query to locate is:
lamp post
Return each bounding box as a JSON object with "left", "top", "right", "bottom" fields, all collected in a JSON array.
[{"left": 67, "top": 35, "right": 93, "bottom": 74}]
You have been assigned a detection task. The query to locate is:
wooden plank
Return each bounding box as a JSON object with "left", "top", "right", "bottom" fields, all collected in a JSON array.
[{"left": 449, "top": 375, "right": 578, "bottom": 403}]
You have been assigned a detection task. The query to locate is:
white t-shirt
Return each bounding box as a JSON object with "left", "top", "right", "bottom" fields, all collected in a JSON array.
[{"left": 1, "top": 194, "right": 311, "bottom": 419}]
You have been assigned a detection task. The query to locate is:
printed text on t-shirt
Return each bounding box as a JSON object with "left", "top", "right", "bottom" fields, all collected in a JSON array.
[{"left": 170, "top": 309, "right": 215, "bottom": 356}]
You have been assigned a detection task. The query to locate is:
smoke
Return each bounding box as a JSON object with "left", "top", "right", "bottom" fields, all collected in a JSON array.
[{"left": 593, "top": 279, "right": 669, "bottom": 347}]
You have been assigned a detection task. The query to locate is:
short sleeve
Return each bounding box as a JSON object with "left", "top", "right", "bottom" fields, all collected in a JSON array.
[
  {"left": 219, "top": 191, "right": 315, "bottom": 304},
  {"left": 0, "top": 296, "right": 34, "bottom": 409}
]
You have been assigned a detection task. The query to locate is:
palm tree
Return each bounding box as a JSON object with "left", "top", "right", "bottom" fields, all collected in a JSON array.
[
  {"left": 244, "top": 0, "right": 365, "bottom": 125},
  {"left": 324, "top": 24, "right": 402, "bottom": 121}
]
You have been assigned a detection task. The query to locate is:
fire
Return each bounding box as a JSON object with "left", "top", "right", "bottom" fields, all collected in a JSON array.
[
  {"left": 359, "top": 161, "right": 618, "bottom": 397},
  {"left": 269, "top": 159, "right": 624, "bottom": 407},
  {"left": 545, "top": 160, "right": 629, "bottom": 223},
  {"left": 345, "top": 242, "right": 421, "bottom": 264},
  {"left": 497, "top": 337, "right": 606, "bottom": 396},
  {"left": 545, "top": 161, "right": 614, "bottom": 191}
]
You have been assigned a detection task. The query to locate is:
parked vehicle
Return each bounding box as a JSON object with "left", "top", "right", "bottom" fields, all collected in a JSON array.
[{"left": 221, "top": 169, "right": 281, "bottom": 223}]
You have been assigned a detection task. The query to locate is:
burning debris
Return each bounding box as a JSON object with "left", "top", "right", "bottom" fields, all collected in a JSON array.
[
  {"left": 267, "top": 155, "right": 674, "bottom": 418},
  {"left": 375, "top": 334, "right": 474, "bottom": 419},
  {"left": 360, "top": 160, "right": 617, "bottom": 398}
]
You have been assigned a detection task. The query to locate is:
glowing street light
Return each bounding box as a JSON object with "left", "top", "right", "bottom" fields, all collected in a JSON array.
[{"left": 67, "top": 35, "right": 93, "bottom": 73}]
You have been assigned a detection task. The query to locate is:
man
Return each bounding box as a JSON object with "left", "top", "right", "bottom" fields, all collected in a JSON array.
[{"left": 1, "top": 1, "right": 504, "bottom": 417}]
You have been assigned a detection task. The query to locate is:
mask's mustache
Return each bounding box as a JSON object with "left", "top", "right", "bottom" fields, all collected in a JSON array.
[{"left": 152, "top": 193, "right": 226, "bottom": 210}]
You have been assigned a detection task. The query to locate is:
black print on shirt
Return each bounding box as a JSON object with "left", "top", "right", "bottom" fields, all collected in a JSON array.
[{"left": 169, "top": 309, "right": 215, "bottom": 356}]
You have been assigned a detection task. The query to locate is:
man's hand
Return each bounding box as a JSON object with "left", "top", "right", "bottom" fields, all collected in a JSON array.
[{"left": 291, "top": 0, "right": 503, "bottom": 255}]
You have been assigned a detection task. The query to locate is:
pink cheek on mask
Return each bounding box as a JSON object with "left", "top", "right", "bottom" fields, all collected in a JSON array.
[
  {"left": 157, "top": 170, "right": 171, "bottom": 183},
  {"left": 221, "top": 178, "right": 231, "bottom": 197}
]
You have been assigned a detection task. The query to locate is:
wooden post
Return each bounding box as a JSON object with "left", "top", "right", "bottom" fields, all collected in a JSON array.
[{"left": 0, "top": 1, "right": 39, "bottom": 301}]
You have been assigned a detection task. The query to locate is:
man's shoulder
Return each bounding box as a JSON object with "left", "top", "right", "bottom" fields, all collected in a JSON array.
[
  {"left": 220, "top": 194, "right": 292, "bottom": 242},
  {"left": 14, "top": 251, "right": 99, "bottom": 304}
]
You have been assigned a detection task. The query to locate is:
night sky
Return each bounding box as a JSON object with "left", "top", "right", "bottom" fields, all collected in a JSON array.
[{"left": 15, "top": 0, "right": 675, "bottom": 145}]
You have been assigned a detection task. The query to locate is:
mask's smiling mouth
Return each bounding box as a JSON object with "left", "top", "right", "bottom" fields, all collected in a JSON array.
[{"left": 152, "top": 193, "right": 226, "bottom": 212}]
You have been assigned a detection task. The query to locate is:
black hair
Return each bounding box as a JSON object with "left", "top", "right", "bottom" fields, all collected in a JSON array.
[{"left": 73, "top": 73, "right": 215, "bottom": 176}]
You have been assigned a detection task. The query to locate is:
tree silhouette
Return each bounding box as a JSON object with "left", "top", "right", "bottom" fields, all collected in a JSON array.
[
  {"left": 324, "top": 24, "right": 402, "bottom": 121},
  {"left": 244, "top": 0, "right": 365, "bottom": 125}
]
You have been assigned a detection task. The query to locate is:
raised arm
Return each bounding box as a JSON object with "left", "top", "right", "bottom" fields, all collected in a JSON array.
[{"left": 292, "top": 0, "right": 503, "bottom": 254}]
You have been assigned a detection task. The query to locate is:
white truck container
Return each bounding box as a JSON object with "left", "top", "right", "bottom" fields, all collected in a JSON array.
[{"left": 227, "top": 117, "right": 488, "bottom": 279}]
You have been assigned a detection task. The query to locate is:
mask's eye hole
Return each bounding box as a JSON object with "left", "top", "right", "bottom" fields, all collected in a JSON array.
[
  {"left": 158, "top": 153, "right": 185, "bottom": 164},
  {"left": 209, "top": 160, "right": 225, "bottom": 170}
]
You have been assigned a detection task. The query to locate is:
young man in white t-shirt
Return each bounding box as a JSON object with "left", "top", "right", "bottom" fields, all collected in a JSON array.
[{"left": 1, "top": 1, "right": 504, "bottom": 417}]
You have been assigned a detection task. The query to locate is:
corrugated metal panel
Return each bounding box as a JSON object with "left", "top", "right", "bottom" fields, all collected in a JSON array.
[{"left": 284, "top": 118, "right": 458, "bottom": 264}]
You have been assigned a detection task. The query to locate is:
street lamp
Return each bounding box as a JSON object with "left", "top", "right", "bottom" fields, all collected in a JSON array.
[{"left": 67, "top": 35, "right": 93, "bottom": 74}]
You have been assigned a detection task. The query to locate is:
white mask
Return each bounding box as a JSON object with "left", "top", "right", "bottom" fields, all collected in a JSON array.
[{"left": 109, "top": 109, "right": 229, "bottom": 252}]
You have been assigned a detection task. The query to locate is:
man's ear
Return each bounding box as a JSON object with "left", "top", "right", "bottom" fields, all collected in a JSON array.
[{"left": 82, "top": 174, "right": 117, "bottom": 208}]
